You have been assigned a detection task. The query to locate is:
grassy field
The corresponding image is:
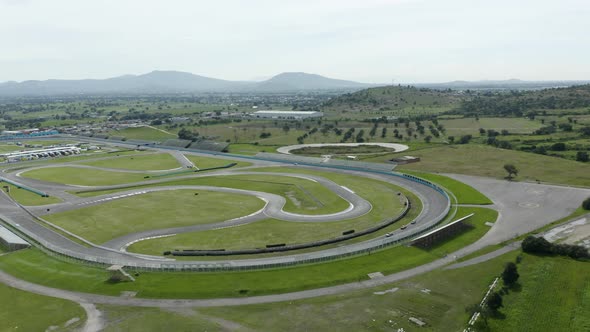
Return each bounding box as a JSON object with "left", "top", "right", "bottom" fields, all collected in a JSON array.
[
  {"left": 0, "top": 207, "right": 495, "bottom": 299},
  {"left": 127, "top": 172, "right": 420, "bottom": 258},
  {"left": 99, "top": 305, "right": 224, "bottom": 332},
  {"left": 184, "top": 154, "right": 252, "bottom": 169},
  {"left": 3, "top": 184, "right": 62, "bottom": 206},
  {"left": 20, "top": 166, "right": 149, "bottom": 186},
  {"left": 488, "top": 254, "right": 590, "bottom": 331},
  {"left": 0, "top": 281, "right": 86, "bottom": 331},
  {"left": 387, "top": 144, "right": 590, "bottom": 187},
  {"left": 76, "top": 153, "right": 180, "bottom": 171},
  {"left": 201, "top": 251, "right": 518, "bottom": 332},
  {"left": 107, "top": 126, "right": 176, "bottom": 141},
  {"left": 73, "top": 174, "right": 352, "bottom": 216},
  {"left": 399, "top": 170, "right": 493, "bottom": 205},
  {"left": 43, "top": 189, "right": 266, "bottom": 244},
  {"left": 440, "top": 117, "right": 543, "bottom": 136},
  {"left": 128, "top": 210, "right": 406, "bottom": 255}
]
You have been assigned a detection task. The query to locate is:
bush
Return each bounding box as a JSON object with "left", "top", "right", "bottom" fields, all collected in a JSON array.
[
  {"left": 522, "top": 236, "right": 552, "bottom": 254},
  {"left": 502, "top": 262, "right": 519, "bottom": 286},
  {"left": 583, "top": 197, "right": 590, "bottom": 210},
  {"left": 522, "top": 235, "right": 590, "bottom": 259}
]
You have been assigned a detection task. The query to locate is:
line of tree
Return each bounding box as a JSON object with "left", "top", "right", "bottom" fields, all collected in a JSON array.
[{"left": 522, "top": 235, "right": 590, "bottom": 260}]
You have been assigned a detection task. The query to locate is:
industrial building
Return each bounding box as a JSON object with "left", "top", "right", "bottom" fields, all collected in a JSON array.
[{"left": 251, "top": 110, "right": 323, "bottom": 120}]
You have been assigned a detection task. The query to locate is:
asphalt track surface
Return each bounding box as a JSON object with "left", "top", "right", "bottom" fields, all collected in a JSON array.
[
  {"left": 0, "top": 138, "right": 589, "bottom": 327},
  {"left": 0, "top": 146, "right": 450, "bottom": 269}
]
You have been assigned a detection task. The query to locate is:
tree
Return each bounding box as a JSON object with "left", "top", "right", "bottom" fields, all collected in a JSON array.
[
  {"left": 522, "top": 235, "right": 552, "bottom": 254},
  {"left": 448, "top": 136, "right": 455, "bottom": 144},
  {"left": 502, "top": 262, "right": 519, "bottom": 286},
  {"left": 424, "top": 135, "right": 432, "bottom": 143},
  {"left": 576, "top": 151, "right": 589, "bottom": 162},
  {"left": 282, "top": 124, "right": 290, "bottom": 134},
  {"left": 486, "top": 292, "right": 503, "bottom": 312},
  {"left": 504, "top": 164, "right": 518, "bottom": 179},
  {"left": 583, "top": 197, "right": 590, "bottom": 210}
]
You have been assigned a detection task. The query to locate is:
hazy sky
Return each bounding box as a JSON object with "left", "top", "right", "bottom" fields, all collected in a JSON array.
[{"left": 1, "top": 0, "right": 589, "bottom": 83}]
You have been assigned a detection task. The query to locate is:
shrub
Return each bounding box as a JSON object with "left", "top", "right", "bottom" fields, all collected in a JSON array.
[
  {"left": 583, "top": 197, "right": 590, "bottom": 210},
  {"left": 522, "top": 236, "right": 552, "bottom": 254}
]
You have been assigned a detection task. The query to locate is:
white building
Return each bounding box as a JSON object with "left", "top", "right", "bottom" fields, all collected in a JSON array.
[{"left": 251, "top": 110, "right": 324, "bottom": 120}]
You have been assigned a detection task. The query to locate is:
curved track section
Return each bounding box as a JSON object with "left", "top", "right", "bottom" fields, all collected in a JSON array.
[{"left": 0, "top": 146, "right": 450, "bottom": 271}]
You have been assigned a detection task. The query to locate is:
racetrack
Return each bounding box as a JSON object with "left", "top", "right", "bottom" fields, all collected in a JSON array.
[{"left": 0, "top": 141, "right": 450, "bottom": 270}]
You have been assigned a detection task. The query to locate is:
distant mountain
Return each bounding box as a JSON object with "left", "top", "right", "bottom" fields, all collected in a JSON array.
[
  {"left": 412, "top": 79, "right": 590, "bottom": 91},
  {"left": 0, "top": 71, "right": 375, "bottom": 96},
  {"left": 253, "top": 72, "right": 373, "bottom": 91}
]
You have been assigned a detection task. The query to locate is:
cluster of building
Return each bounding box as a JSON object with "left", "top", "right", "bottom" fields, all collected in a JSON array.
[{"left": 2, "top": 146, "right": 81, "bottom": 163}]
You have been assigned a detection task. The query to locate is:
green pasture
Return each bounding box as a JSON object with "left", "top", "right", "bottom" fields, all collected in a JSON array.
[
  {"left": 0, "top": 281, "right": 86, "bottom": 331},
  {"left": 77, "top": 153, "right": 180, "bottom": 171},
  {"left": 43, "top": 189, "right": 266, "bottom": 244},
  {"left": 488, "top": 254, "right": 590, "bottom": 331},
  {"left": 0, "top": 207, "right": 495, "bottom": 299}
]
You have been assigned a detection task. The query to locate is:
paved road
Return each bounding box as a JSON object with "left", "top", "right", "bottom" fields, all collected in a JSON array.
[{"left": 0, "top": 150, "right": 450, "bottom": 269}]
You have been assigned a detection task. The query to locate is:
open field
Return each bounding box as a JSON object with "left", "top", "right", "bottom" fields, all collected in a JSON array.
[
  {"left": 20, "top": 166, "right": 149, "bottom": 186},
  {"left": 200, "top": 250, "right": 519, "bottom": 332},
  {"left": 383, "top": 144, "right": 590, "bottom": 187},
  {"left": 77, "top": 153, "right": 180, "bottom": 171},
  {"left": 99, "top": 305, "right": 224, "bottom": 332},
  {"left": 3, "top": 184, "right": 62, "bottom": 206},
  {"left": 128, "top": 208, "right": 405, "bottom": 255},
  {"left": 107, "top": 126, "right": 176, "bottom": 141},
  {"left": 0, "top": 280, "right": 86, "bottom": 331},
  {"left": 488, "top": 254, "right": 590, "bottom": 331},
  {"left": 398, "top": 170, "right": 493, "bottom": 205},
  {"left": 72, "top": 174, "right": 352, "bottom": 215},
  {"left": 43, "top": 189, "right": 266, "bottom": 244},
  {"left": 184, "top": 154, "right": 252, "bottom": 169},
  {"left": 0, "top": 207, "right": 495, "bottom": 299},
  {"left": 440, "top": 117, "right": 543, "bottom": 136}
]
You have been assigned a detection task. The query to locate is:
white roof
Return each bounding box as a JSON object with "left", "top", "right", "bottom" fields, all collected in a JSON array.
[
  {"left": 412, "top": 213, "right": 474, "bottom": 242},
  {"left": 253, "top": 110, "right": 321, "bottom": 115},
  {"left": 0, "top": 225, "right": 28, "bottom": 245}
]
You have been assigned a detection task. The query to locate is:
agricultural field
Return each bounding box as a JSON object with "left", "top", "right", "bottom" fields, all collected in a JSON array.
[{"left": 43, "top": 189, "right": 266, "bottom": 244}]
